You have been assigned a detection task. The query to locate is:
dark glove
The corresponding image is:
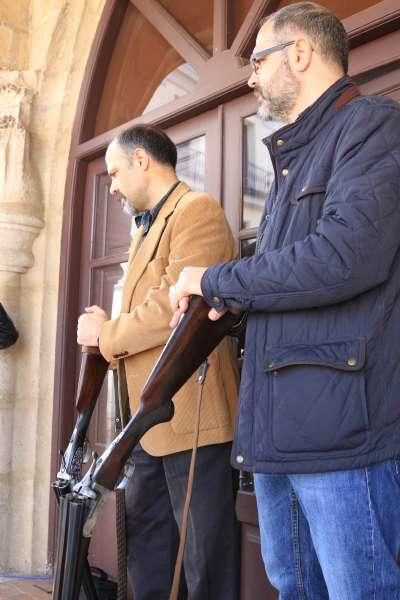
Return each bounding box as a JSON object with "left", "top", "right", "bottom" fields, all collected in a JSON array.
[{"left": 0, "top": 303, "right": 19, "bottom": 349}]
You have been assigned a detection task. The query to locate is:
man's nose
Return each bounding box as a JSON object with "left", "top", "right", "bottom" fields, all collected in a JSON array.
[
  {"left": 110, "top": 181, "right": 118, "bottom": 195},
  {"left": 248, "top": 70, "right": 257, "bottom": 88}
]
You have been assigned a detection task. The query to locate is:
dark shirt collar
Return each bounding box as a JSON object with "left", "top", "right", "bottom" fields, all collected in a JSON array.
[{"left": 134, "top": 180, "right": 180, "bottom": 235}]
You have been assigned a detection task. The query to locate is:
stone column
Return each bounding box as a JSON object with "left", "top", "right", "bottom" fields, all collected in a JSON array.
[{"left": 0, "top": 71, "right": 44, "bottom": 569}]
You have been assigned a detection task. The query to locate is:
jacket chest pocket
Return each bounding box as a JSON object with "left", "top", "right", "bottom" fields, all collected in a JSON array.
[
  {"left": 264, "top": 338, "right": 369, "bottom": 456},
  {"left": 280, "top": 184, "right": 327, "bottom": 246}
]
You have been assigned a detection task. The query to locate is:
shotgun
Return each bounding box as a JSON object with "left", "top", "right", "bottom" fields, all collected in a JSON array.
[
  {"left": 52, "top": 347, "right": 109, "bottom": 500},
  {"left": 53, "top": 296, "right": 240, "bottom": 599},
  {"left": 52, "top": 347, "right": 109, "bottom": 600}
]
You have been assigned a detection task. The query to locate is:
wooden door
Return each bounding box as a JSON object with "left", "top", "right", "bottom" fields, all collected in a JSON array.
[{"left": 78, "top": 155, "right": 131, "bottom": 576}]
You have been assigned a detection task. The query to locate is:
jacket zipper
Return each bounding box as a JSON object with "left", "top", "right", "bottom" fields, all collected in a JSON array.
[{"left": 256, "top": 214, "right": 270, "bottom": 253}]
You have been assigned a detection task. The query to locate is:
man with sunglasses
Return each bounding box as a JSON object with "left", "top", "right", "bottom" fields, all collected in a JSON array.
[{"left": 170, "top": 2, "right": 400, "bottom": 598}]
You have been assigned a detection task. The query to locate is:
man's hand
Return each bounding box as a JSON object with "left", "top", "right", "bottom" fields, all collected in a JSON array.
[
  {"left": 77, "top": 305, "right": 108, "bottom": 347},
  {"left": 169, "top": 266, "right": 227, "bottom": 328}
]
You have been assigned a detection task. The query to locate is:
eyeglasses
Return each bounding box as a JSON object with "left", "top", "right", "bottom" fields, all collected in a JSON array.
[{"left": 250, "top": 41, "right": 295, "bottom": 73}]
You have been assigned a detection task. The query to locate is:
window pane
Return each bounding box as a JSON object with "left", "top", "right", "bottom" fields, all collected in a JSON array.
[
  {"left": 159, "top": 0, "right": 213, "bottom": 54},
  {"left": 143, "top": 63, "right": 199, "bottom": 115},
  {"left": 176, "top": 135, "right": 205, "bottom": 191},
  {"left": 93, "top": 171, "right": 133, "bottom": 259},
  {"left": 90, "top": 263, "right": 127, "bottom": 447},
  {"left": 95, "top": 3, "right": 199, "bottom": 135},
  {"left": 242, "top": 115, "right": 275, "bottom": 229},
  {"left": 91, "top": 263, "right": 126, "bottom": 317}
]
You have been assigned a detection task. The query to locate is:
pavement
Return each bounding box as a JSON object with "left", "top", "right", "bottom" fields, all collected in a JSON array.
[{"left": 0, "top": 577, "right": 52, "bottom": 599}]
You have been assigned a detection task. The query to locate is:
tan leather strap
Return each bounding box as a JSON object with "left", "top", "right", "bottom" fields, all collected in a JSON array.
[
  {"left": 169, "top": 360, "right": 209, "bottom": 600},
  {"left": 113, "top": 371, "right": 128, "bottom": 600}
]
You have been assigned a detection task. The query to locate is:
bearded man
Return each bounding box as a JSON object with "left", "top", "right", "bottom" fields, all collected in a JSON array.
[
  {"left": 170, "top": 3, "right": 400, "bottom": 598},
  {"left": 77, "top": 125, "right": 239, "bottom": 599}
]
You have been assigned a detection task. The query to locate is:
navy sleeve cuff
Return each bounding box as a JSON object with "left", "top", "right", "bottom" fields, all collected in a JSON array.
[{"left": 201, "top": 265, "right": 226, "bottom": 312}]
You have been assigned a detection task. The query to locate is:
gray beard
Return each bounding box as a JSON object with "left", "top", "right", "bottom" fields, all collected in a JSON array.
[
  {"left": 256, "top": 58, "right": 299, "bottom": 123},
  {"left": 257, "top": 100, "right": 291, "bottom": 124},
  {"left": 121, "top": 198, "right": 137, "bottom": 217}
]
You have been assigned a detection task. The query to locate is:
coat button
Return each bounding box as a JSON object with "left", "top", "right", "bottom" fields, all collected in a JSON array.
[
  {"left": 346, "top": 357, "right": 357, "bottom": 367},
  {"left": 268, "top": 361, "right": 275, "bottom": 369},
  {"left": 276, "top": 139, "right": 284, "bottom": 146},
  {"left": 212, "top": 296, "right": 221, "bottom": 304},
  {"left": 282, "top": 168, "right": 289, "bottom": 176},
  {"left": 236, "top": 455, "right": 244, "bottom": 464}
]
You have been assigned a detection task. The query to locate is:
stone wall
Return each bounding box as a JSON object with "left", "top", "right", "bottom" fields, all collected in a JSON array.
[
  {"left": 0, "top": 3, "right": 29, "bottom": 69},
  {"left": 0, "top": 0, "right": 106, "bottom": 574}
]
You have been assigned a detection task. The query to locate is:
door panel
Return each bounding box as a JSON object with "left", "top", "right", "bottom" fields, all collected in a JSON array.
[
  {"left": 222, "top": 93, "right": 278, "bottom": 242},
  {"left": 167, "top": 107, "right": 221, "bottom": 202},
  {"left": 78, "top": 156, "right": 131, "bottom": 578},
  {"left": 223, "top": 93, "right": 279, "bottom": 599},
  {"left": 237, "top": 493, "right": 278, "bottom": 600}
]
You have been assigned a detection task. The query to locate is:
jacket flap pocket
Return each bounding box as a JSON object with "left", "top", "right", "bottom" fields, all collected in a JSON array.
[
  {"left": 265, "top": 338, "right": 366, "bottom": 372},
  {"left": 292, "top": 184, "right": 326, "bottom": 204}
]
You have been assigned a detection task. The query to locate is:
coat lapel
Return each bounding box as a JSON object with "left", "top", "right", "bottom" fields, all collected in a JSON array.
[{"left": 121, "top": 181, "right": 190, "bottom": 311}]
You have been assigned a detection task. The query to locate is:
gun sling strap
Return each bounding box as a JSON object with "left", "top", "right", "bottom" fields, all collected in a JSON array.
[
  {"left": 114, "top": 365, "right": 130, "bottom": 600},
  {"left": 114, "top": 357, "right": 209, "bottom": 600},
  {"left": 169, "top": 359, "right": 209, "bottom": 600}
]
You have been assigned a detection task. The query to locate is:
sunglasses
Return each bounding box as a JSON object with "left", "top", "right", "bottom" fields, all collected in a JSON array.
[{"left": 250, "top": 41, "right": 295, "bottom": 73}]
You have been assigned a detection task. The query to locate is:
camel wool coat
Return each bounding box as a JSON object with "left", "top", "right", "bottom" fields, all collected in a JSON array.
[{"left": 99, "top": 181, "right": 239, "bottom": 456}]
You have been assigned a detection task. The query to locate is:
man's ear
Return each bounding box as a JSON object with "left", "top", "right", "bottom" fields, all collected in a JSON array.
[
  {"left": 290, "top": 37, "right": 313, "bottom": 73},
  {"left": 134, "top": 147, "right": 150, "bottom": 170}
]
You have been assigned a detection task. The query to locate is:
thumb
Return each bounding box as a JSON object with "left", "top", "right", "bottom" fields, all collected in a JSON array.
[
  {"left": 85, "top": 305, "right": 100, "bottom": 313},
  {"left": 208, "top": 307, "right": 227, "bottom": 321}
]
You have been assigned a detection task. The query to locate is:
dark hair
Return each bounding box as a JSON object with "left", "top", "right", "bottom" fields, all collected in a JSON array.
[
  {"left": 116, "top": 125, "right": 177, "bottom": 169},
  {"left": 262, "top": 2, "right": 348, "bottom": 73}
]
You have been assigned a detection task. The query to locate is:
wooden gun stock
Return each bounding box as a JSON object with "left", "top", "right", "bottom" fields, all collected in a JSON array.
[
  {"left": 88, "top": 296, "right": 240, "bottom": 491},
  {"left": 55, "top": 347, "right": 109, "bottom": 487},
  {"left": 76, "top": 347, "right": 109, "bottom": 413}
]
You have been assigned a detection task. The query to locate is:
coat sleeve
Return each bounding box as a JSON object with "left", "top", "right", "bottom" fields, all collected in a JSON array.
[
  {"left": 201, "top": 101, "right": 400, "bottom": 313},
  {"left": 99, "top": 195, "right": 236, "bottom": 361}
]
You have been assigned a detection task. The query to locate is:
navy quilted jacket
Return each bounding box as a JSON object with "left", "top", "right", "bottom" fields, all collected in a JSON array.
[{"left": 201, "top": 77, "right": 400, "bottom": 474}]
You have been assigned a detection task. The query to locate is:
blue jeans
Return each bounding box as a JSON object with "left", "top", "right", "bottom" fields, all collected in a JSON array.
[{"left": 254, "top": 459, "right": 400, "bottom": 599}]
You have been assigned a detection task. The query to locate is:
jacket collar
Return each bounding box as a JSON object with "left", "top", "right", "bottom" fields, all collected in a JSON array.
[
  {"left": 134, "top": 180, "right": 180, "bottom": 234},
  {"left": 122, "top": 181, "right": 190, "bottom": 311},
  {"left": 263, "top": 76, "right": 360, "bottom": 152}
]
